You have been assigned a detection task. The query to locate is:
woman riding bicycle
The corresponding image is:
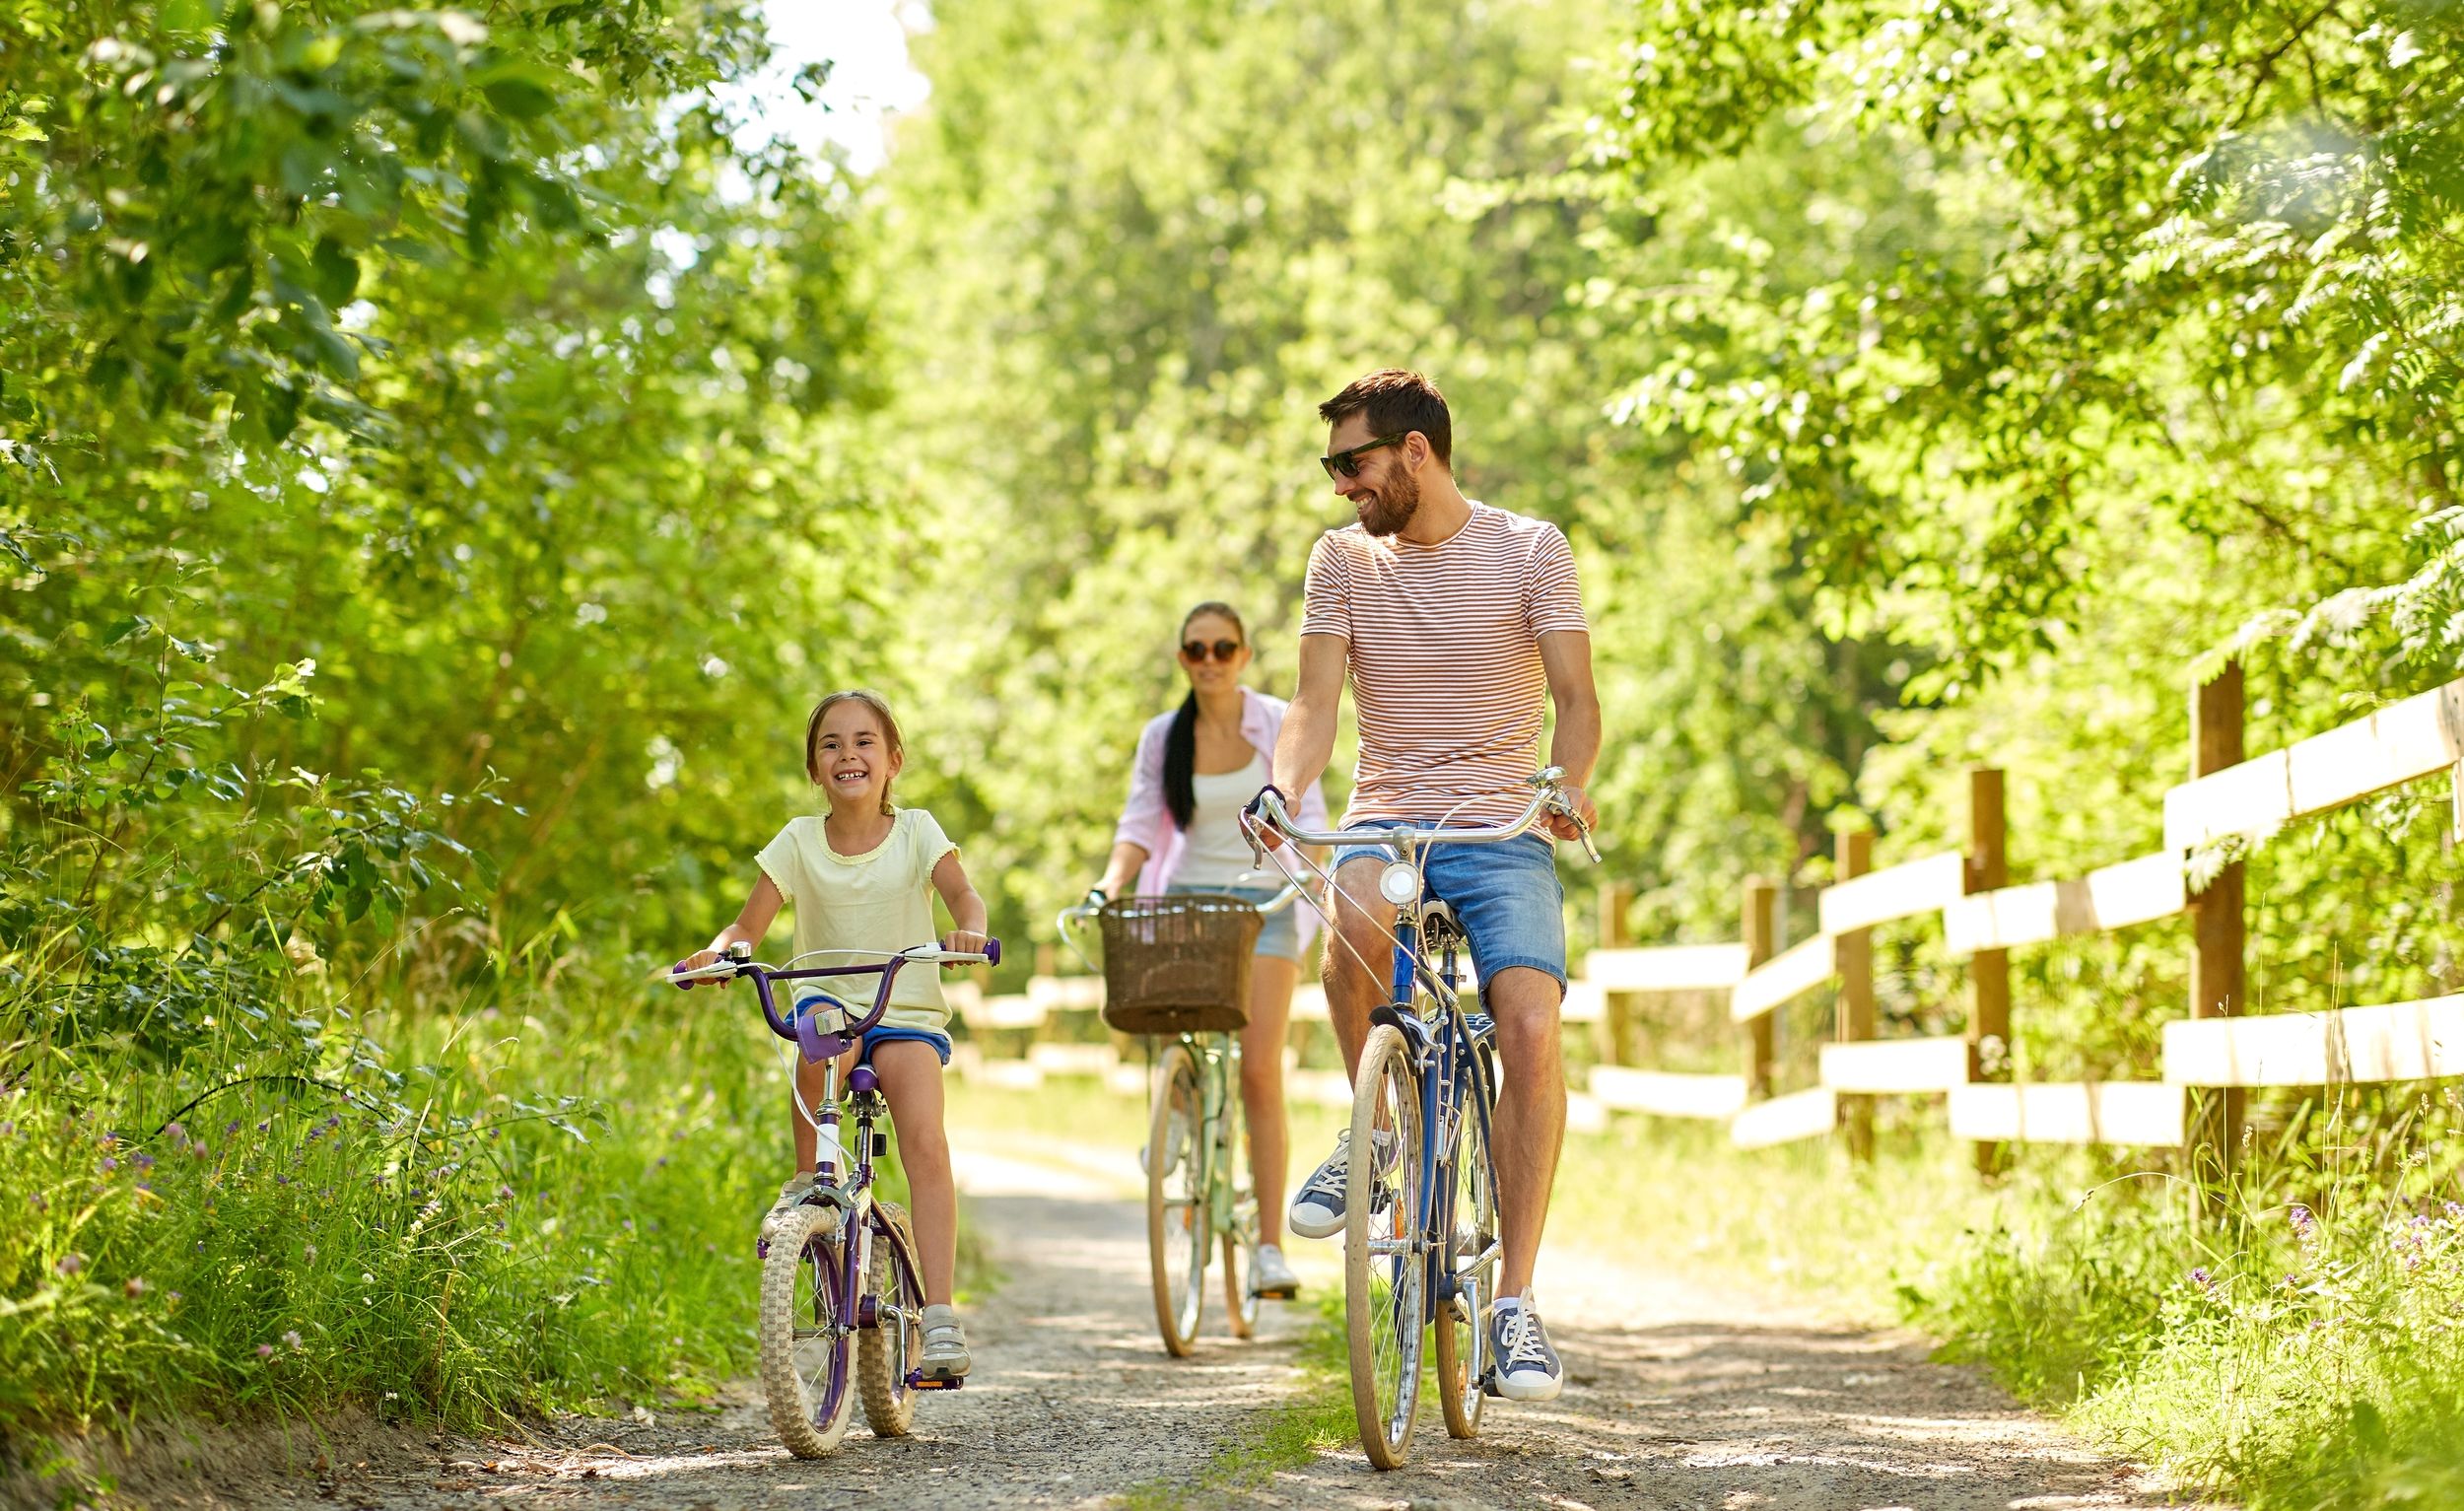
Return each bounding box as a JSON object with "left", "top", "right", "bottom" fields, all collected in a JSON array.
[{"left": 1091, "top": 601, "right": 1329, "bottom": 1303}]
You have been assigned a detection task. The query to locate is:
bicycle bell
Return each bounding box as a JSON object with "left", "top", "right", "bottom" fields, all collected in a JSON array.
[{"left": 1377, "top": 859, "right": 1421, "bottom": 906}]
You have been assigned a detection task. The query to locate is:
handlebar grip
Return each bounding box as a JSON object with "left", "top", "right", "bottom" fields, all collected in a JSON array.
[{"left": 984, "top": 938, "right": 1001, "bottom": 967}]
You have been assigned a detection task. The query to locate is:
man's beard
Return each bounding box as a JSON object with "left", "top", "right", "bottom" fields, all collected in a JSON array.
[{"left": 1356, "top": 464, "right": 1422, "bottom": 538}]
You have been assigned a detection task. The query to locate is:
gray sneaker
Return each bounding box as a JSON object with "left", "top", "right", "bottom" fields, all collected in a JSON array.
[
  {"left": 1288, "top": 1130, "right": 1396, "bottom": 1240},
  {"left": 766, "top": 1171, "right": 817, "bottom": 1227},
  {"left": 1489, "top": 1295, "right": 1563, "bottom": 1402},
  {"left": 920, "top": 1303, "right": 971, "bottom": 1380}
]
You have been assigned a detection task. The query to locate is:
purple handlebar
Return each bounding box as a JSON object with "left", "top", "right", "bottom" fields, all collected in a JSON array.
[{"left": 668, "top": 940, "right": 1000, "bottom": 1063}]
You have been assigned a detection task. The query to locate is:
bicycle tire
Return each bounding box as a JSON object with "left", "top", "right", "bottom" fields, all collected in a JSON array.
[
  {"left": 857, "top": 1202, "right": 924, "bottom": 1437},
  {"left": 1220, "top": 1077, "right": 1261, "bottom": 1339},
  {"left": 1434, "top": 1038, "right": 1498, "bottom": 1440},
  {"left": 1147, "top": 1041, "right": 1208, "bottom": 1356},
  {"left": 759, "top": 1202, "right": 856, "bottom": 1458},
  {"left": 1344, "top": 1022, "right": 1425, "bottom": 1469}
]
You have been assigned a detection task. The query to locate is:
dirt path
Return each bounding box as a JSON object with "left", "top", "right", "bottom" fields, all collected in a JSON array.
[{"left": 76, "top": 1136, "right": 2200, "bottom": 1511}]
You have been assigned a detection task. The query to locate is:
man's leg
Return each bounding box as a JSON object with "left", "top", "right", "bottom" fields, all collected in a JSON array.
[
  {"left": 1321, "top": 857, "right": 1398, "bottom": 1076},
  {"left": 1484, "top": 965, "right": 1566, "bottom": 1300}
]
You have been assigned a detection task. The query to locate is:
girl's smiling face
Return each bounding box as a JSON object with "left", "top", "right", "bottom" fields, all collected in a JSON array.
[{"left": 812, "top": 699, "right": 901, "bottom": 812}]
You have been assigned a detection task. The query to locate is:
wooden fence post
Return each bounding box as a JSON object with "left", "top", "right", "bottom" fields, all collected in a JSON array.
[
  {"left": 2189, "top": 661, "right": 2247, "bottom": 1198},
  {"left": 1743, "top": 876, "right": 1776, "bottom": 1098},
  {"left": 1834, "top": 829, "right": 1875, "bottom": 1160},
  {"left": 1966, "top": 768, "right": 2010, "bottom": 1175},
  {"left": 1595, "top": 881, "right": 1640, "bottom": 1066}
]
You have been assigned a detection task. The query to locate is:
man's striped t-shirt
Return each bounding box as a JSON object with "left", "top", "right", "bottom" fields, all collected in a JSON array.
[{"left": 1299, "top": 500, "right": 1587, "bottom": 825}]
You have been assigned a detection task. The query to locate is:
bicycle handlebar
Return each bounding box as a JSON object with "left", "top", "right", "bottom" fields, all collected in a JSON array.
[
  {"left": 666, "top": 939, "right": 1000, "bottom": 1062},
  {"left": 1246, "top": 767, "right": 1601, "bottom": 862}
]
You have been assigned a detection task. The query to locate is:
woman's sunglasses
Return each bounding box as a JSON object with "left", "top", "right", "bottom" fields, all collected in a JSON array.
[
  {"left": 1181, "top": 639, "right": 1244, "bottom": 663},
  {"left": 1319, "top": 433, "right": 1405, "bottom": 480}
]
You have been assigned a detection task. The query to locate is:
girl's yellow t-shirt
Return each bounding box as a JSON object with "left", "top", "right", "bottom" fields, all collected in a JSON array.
[{"left": 755, "top": 807, "right": 960, "bottom": 1034}]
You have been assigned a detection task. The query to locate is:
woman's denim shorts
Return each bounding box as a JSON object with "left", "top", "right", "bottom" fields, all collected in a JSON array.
[{"left": 1165, "top": 880, "right": 1303, "bottom": 962}]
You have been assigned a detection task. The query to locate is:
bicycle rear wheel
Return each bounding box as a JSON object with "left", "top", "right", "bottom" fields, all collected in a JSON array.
[
  {"left": 1220, "top": 1079, "right": 1261, "bottom": 1340},
  {"left": 1433, "top": 1045, "right": 1498, "bottom": 1440},
  {"left": 1344, "top": 1023, "right": 1426, "bottom": 1470},
  {"left": 759, "top": 1202, "right": 855, "bottom": 1458},
  {"left": 857, "top": 1202, "right": 924, "bottom": 1437},
  {"left": 1147, "top": 1040, "right": 1208, "bottom": 1356}
]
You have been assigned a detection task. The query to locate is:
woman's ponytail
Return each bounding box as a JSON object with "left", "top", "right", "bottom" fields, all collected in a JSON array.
[{"left": 1162, "top": 690, "right": 1198, "bottom": 831}]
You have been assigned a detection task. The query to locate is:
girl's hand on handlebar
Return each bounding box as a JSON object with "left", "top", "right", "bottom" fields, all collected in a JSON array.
[
  {"left": 938, "top": 928, "right": 990, "bottom": 963},
  {"left": 671, "top": 947, "right": 732, "bottom": 989}
]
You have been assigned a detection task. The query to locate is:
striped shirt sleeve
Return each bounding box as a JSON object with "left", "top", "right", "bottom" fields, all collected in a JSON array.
[
  {"left": 1523, "top": 523, "right": 1586, "bottom": 637},
  {"left": 1298, "top": 532, "right": 1350, "bottom": 640}
]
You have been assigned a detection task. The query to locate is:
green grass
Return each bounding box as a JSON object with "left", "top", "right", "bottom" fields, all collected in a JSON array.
[
  {"left": 0, "top": 951, "right": 996, "bottom": 1494},
  {"left": 1114, "top": 1291, "right": 1352, "bottom": 1511}
]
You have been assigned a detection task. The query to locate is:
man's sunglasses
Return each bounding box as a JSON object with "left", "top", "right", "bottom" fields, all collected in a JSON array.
[
  {"left": 1320, "top": 433, "right": 1405, "bottom": 480},
  {"left": 1181, "top": 639, "right": 1244, "bottom": 663}
]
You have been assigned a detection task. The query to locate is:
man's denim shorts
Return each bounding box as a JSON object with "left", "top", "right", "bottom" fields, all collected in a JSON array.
[
  {"left": 1166, "top": 880, "right": 1302, "bottom": 962},
  {"left": 1329, "top": 824, "right": 1567, "bottom": 996}
]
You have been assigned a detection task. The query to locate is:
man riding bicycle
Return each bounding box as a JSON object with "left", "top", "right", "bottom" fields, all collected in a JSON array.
[{"left": 1248, "top": 368, "right": 1601, "bottom": 1403}]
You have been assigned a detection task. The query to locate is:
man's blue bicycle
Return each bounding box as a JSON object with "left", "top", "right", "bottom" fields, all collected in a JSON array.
[{"left": 1250, "top": 769, "right": 1595, "bottom": 1469}]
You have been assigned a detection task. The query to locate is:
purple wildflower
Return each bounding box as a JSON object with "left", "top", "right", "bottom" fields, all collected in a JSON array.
[
  {"left": 2290, "top": 1203, "right": 2316, "bottom": 1237},
  {"left": 497, "top": 1185, "right": 514, "bottom": 1202},
  {"left": 2190, "top": 1267, "right": 2214, "bottom": 1291},
  {"left": 55, "top": 1253, "right": 85, "bottom": 1275},
  {"left": 164, "top": 1123, "right": 185, "bottom": 1141},
  {"left": 256, "top": 1343, "right": 275, "bottom": 1359},
  {"left": 99, "top": 1157, "right": 117, "bottom": 1173},
  {"left": 224, "top": 1121, "right": 240, "bottom": 1136},
  {"left": 133, "top": 1152, "right": 154, "bottom": 1172}
]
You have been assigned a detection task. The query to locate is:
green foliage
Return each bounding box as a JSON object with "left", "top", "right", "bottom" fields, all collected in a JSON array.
[{"left": 1904, "top": 1097, "right": 2464, "bottom": 1506}]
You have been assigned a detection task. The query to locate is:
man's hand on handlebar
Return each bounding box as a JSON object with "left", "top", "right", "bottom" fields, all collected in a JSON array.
[
  {"left": 1242, "top": 785, "right": 1289, "bottom": 853},
  {"left": 1546, "top": 783, "right": 1599, "bottom": 844}
]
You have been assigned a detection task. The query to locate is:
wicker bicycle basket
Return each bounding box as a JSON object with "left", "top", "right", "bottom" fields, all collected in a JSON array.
[{"left": 1097, "top": 894, "right": 1263, "bottom": 1035}]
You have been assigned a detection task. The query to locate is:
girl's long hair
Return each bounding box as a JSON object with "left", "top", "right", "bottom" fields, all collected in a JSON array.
[
  {"left": 805, "top": 689, "right": 904, "bottom": 817},
  {"left": 1163, "top": 602, "right": 1246, "bottom": 831}
]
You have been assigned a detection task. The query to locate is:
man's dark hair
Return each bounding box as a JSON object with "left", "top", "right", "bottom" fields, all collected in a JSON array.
[{"left": 1319, "top": 369, "right": 1452, "bottom": 468}]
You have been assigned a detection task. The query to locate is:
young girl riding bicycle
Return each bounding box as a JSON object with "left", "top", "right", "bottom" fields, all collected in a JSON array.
[{"left": 677, "top": 689, "right": 989, "bottom": 1381}]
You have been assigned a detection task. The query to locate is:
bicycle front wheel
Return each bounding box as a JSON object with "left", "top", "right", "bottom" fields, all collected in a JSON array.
[
  {"left": 1434, "top": 1044, "right": 1499, "bottom": 1440},
  {"left": 759, "top": 1202, "right": 856, "bottom": 1458},
  {"left": 1147, "top": 1040, "right": 1208, "bottom": 1356},
  {"left": 1344, "top": 1023, "right": 1426, "bottom": 1470}
]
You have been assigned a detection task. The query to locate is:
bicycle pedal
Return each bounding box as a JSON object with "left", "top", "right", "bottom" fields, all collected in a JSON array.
[
  {"left": 908, "top": 1373, "right": 965, "bottom": 1391},
  {"left": 1250, "top": 1283, "right": 1300, "bottom": 1300},
  {"left": 1479, "top": 1367, "right": 1504, "bottom": 1399}
]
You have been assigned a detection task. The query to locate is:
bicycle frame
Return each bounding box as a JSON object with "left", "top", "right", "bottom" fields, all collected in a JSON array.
[{"left": 674, "top": 942, "right": 995, "bottom": 1393}]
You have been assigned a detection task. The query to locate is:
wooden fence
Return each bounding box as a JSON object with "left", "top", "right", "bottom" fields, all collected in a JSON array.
[{"left": 955, "top": 662, "right": 2464, "bottom": 1174}]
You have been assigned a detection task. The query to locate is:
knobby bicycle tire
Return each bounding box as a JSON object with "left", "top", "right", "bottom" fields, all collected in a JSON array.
[
  {"left": 760, "top": 1202, "right": 856, "bottom": 1458},
  {"left": 857, "top": 1202, "right": 924, "bottom": 1436}
]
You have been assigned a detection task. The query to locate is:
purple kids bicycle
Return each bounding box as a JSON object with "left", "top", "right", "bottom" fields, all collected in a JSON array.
[{"left": 670, "top": 936, "right": 998, "bottom": 1459}]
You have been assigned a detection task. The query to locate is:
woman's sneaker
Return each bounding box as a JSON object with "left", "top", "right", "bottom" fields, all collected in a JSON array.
[
  {"left": 1488, "top": 1293, "right": 1563, "bottom": 1402},
  {"left": 1251, "top": 1243, "right": 1301, "bottom": 1299},
  {"left": 920, "top": 1303, "right": 971, "bottom": 1381},
  {"left": 1286, "top": 1130, "right": 1394, "bottom": 1240}
]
